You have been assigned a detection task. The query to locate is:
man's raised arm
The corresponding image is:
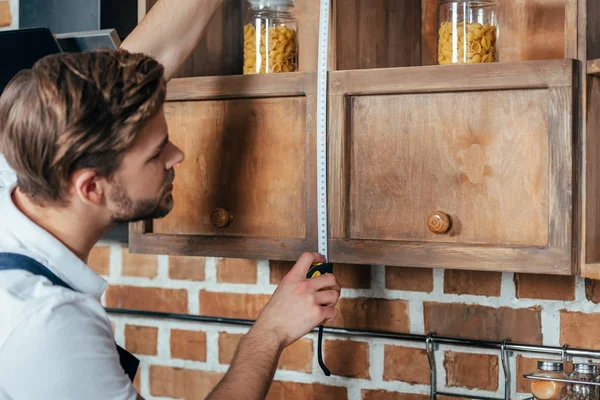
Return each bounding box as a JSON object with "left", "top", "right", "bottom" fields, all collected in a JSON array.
[{"left": 120, "top": 0, "right": 223, "bottom": 81}]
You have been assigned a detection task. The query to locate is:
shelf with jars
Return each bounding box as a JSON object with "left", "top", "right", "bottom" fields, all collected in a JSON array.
[
  {"left": 526, "top": 361, "right": 600, "bottom": 400},
  {"left": 129, "top": 0, "right": 600, "bottom": 279}
]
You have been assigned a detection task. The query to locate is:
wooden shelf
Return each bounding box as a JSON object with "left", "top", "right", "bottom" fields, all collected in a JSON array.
[{"left": 589, "top": 59, "right": 600, "bottom": 76}]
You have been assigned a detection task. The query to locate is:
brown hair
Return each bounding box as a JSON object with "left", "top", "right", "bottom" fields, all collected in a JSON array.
[{"left": 0, "top": 49, "right": 166, "bottom": 205}]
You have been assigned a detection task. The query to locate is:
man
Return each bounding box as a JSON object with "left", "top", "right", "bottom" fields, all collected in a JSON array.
[{"left": 0, "top": 1, "right": 341, "bottom": 399}]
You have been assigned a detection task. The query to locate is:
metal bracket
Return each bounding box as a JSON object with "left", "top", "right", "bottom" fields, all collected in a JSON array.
[
  {"left": 561, "top": 344, "right": 570, "bottom": 362},
  {"left": 426, "top": 333, "right": 437, "bottom": 400},
  {"left": 501, "top": 339, "right": 511, "bottom": 400}
]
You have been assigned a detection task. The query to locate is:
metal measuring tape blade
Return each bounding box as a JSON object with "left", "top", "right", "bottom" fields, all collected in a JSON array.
[{"left": 314, "top": 0, "right": 332, "bottom": 377}]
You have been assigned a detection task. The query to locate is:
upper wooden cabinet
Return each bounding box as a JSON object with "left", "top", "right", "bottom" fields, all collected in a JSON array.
[
  {"left": 129, "top": 73, "right": 318, "bottom": 260},
  {"left": 327, "top": 59, "right": 575, "bottom": 274},
  {"left": 130, "top": 0, "right": 600, "bottom": 277}
]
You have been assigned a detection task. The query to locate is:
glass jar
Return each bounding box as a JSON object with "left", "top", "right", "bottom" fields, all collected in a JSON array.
[
  {"left": 564, "top": 363, "right": 599, "bottom": 400},
  {"left": 243, "top": 0, "right": 298, "bottom": 74},
  {"left": 530, "top": 361, "right": 568, "bottom": 400},
  {"left": 437, "top": 0, "right": 499, "bottom": 65}
]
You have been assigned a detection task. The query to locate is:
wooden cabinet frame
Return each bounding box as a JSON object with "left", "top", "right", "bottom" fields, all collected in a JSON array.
[
  {"left": 328, "top": 60, "right": 577, "bottom": 274},
  {"left": 129, "top": 72, "right": 319, "bottom": 260}
]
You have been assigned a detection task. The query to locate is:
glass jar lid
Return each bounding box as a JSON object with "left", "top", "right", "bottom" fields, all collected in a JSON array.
[
  {"left": 574, "top": 363, "right": 598, "bottom": 374},
  {"left": 247, "top": 0, "right": 294, "bottom": 7},
  {"left": 538, "top": 361, "right": 564, "bottom": 371}
]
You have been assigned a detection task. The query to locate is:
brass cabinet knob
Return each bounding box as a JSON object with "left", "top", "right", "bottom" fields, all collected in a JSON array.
[
  {"left": 211, "top": 208, "right": 233, "bottom": 228},
  {"left": 427, "top": 211, "right": 452, "bottom": 234}
]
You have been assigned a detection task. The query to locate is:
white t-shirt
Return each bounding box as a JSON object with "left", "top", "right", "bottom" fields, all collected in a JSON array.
[
  {"left": 0, "top": 155, "right": 16, "bottom": 189},
  {"left": 0, "top": 183, "right": 138, "bottom": 400}
]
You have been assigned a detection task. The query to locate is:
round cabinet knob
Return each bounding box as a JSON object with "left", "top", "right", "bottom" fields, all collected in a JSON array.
[
  {"left": 211, "top": 208, "right": 233, "bottom": 228},
  {"left": 427, "top": 211, "right": 452, "bottom": 234}
]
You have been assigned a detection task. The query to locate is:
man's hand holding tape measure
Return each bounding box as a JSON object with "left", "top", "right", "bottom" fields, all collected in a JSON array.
[{"left": 253, "top": 252, "right": 340, "bottom": 348}]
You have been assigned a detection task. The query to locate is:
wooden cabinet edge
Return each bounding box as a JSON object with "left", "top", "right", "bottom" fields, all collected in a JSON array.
[
  {"left": 580, "top": 263, "right": 600, "bottom": 280},
  {"left": 162, "top": 59, "right": 578, "bottom": 101},
  {"left": 165, "top": 72, "right": 317, "bottom": 101},
  {"left": 588, "top": 59, "right": 600, "bottom": 76},
  {"left": 127, "top": 231, "right": 317, "bottom": 261},
  {"left": 329, "top": 239, "right": 573, "bottom": 275},
  {"left": 328, "top": 59, "right": 578, "bottom": 95}
]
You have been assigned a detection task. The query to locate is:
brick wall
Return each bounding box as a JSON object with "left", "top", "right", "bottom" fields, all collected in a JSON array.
[
  {"left": 93, "top": 243, "right": 600, "bottom": 400},
  {"left": 0, "top": 0, "right": 18, "bottom": 31}
]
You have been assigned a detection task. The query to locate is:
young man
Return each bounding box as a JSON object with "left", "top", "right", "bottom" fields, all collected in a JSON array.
[{"left": 0, "top": 1, "right": 341, "bottom": 399}]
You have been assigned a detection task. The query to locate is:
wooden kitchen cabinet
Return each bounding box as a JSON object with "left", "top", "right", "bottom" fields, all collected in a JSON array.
[
  {"left": 129, "top": 0, "right": 600, "bottom": 276},
  {"left": 327, "top": 59, "right": 576, "bottom": 274},
  {"left": 129, "top": 73, "right": 318, "bottom": 260}
]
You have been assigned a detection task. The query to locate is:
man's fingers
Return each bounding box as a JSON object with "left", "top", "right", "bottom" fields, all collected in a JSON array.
[
  {"left": 314, "top": 289, "right": 340, "bottom": 307},
  {"left": 320, "top": 306, "right": 339, "bottom": 324},
  {"left": 309, "top": 273, "right": 341, "bottom": 293},
  {"left": 288, "top": 252, "right": 325, "bottom": 280}
]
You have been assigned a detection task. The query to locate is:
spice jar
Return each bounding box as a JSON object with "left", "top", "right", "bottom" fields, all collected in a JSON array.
[
  {"left": 530, "top": 361, "right": 568, "bottom": 400},
  {"left": 564, "top": 363, "right": 599, "bottom": 400},
  {"left": 243, "top": 0, "right": 298, "bottom": 74},
  {"left": 437, "top": 0, "right": 499, "bottom": 65}
]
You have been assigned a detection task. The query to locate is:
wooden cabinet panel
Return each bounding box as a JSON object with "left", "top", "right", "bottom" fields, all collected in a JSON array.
[
  {"left": 335, "top": 0, "right": 421, "bottom": 70},
  {"left": 328, "top": 59, "right": 576, "bottom": 274},
  {"left": 129, "top": 73, "right": 317, "bottom": 260},
  {"left": 154, "top": 98, "right": 307, "bottom": 239},
  {"left": 348, "top": 89, "right": 549, "bottom": 246}
]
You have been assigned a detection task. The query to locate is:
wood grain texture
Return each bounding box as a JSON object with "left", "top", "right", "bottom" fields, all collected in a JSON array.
[
  {"left": 565, "top": 0, "right": 578, "bottom": 58},
  {"left": 329, "top": 59, "right": 576, "bottom": 95},
  {"left": 129, "top": 74, "right": 317, "bottom": 260},
  {"left": 165, "top": 72, "right": 316, "bottom": 101},
  {"left": 586, "top": 0, "right": 600, "bottom": 60},
  {"left": 347, "top": 89, "right": 550, "bottom": 246},
  {"left": 173, "top": 0, "right": 243, "bottom": 78},
  {"left": 329, "top": 239, "right": 572, "bottom": 275},
  {"left": 129, "top": 234, "right": 317, "bottom": 261},
  {"left": 294, "top": 0, "right": 320, "bottom": 72},
  {"left": 498, "top": 0, "right": 566, "bottom": 61},
  {"left": 585, "top": 76, "right": 600, "bottom": 264},
  {"left": 329, "top": 59, "right": 575, "bottom": 273},
  {"left": 577, "top": 0, "right": 600, "bottom": 277},
  {"left": 589, "top": 60, "right": 600, "bottom": 76},
  {"left": 153, "top": 98, "right": 307, "bottom": 239},
  {"left": 421, "top": 0, "right": 438, "bottom": 66},
  {"left": 336, "top": 0, "right": 421, "bottom": 70}
]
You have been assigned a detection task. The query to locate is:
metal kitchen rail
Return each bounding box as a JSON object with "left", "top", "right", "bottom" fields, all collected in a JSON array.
[{"left": 106, "top": 308, "right": 600, "bottom": 399}]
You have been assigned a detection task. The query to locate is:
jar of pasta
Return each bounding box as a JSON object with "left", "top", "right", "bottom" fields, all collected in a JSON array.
[
  {"left": 437, "top": 0, "right": 499, "bottom": 65},
  {"left": 243, "top": 0, "right": 298, "bottom": 74}
]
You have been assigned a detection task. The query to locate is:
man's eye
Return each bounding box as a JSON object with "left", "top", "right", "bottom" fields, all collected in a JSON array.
[{"left": 151, "top": 152, "right": 161, "bottom": 160}]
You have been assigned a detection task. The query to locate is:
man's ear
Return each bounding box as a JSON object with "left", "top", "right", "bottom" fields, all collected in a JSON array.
[{"left": 72, "top": 169, "right": 105, "bottom": 206}]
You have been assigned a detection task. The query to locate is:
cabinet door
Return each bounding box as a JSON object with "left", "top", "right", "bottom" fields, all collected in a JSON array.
[
  {"left": 328, "top": 59, "right": 576, "bottom": 274},
  {"left": 129, "top": 73, "right": 317, "bottom": 260}
]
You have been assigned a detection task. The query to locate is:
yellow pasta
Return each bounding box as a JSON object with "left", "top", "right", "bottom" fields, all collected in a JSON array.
[
  {"left": 437, "top": 20, "right": 497, "bottom": 65},
  {"left": 243, "top": 23, "right": 297, "bottom": 74}
]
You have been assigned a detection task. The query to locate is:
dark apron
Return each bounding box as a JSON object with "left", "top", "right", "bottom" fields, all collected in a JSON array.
[{"left": 0, "top": 252, "right": 139, "bottom": 382}]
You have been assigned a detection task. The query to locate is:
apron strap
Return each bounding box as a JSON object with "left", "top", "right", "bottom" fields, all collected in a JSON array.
[{"left": 0, "top": 252, "right": 139, "bottom": 382}]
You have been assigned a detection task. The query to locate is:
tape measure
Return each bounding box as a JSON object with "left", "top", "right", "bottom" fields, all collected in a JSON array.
[
  {"left": 307, "top": 262, "right": 334, "bottom": 279},
  {"left": 316, "top": 0, "right": 330, "bottom": 260},
  {"left": 312, "top": 0, "right": 332, "bottom": 377}
]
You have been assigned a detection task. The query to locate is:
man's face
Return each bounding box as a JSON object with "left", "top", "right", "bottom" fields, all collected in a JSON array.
[{"left": 106, "top": 106, "right": 184, "bottom": 223}]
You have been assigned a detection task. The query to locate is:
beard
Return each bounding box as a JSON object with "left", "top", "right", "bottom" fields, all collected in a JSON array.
[{"left": 109, "top": 169, "right": 175, "bottom": 223}]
